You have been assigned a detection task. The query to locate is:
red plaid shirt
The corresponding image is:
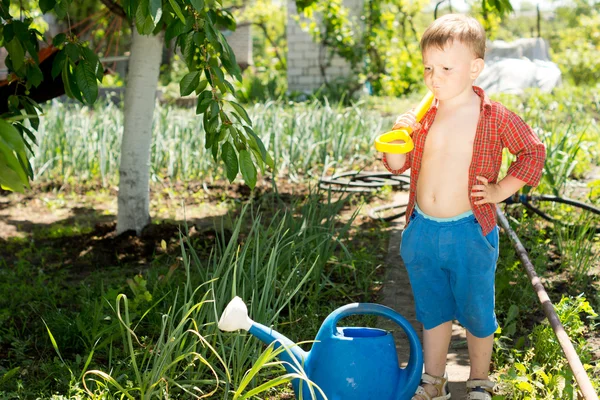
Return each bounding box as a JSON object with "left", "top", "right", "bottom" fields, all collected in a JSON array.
[{"left": 382, "top": 86, "right": 546, "bottom": 235}]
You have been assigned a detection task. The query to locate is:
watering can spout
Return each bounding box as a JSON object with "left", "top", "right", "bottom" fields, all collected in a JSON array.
[
  {"left": 218, "top": 296, "right": 253, "bottom": 332},
  {"left": 218, "top": 297, "right": 308, "bottom": 372}
]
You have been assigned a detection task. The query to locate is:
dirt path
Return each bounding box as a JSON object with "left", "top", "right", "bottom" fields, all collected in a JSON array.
[{"left": 378, "top": 191, "right": 470, "bottom": 398}]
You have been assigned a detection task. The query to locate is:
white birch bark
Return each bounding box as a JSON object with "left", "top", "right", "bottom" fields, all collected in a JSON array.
[{"left": 117, "top": 30, "right": 164, "bottom": 235}]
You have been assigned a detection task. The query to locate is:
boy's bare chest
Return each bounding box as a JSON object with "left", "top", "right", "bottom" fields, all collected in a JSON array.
[{"left": 422, "top": 111, "right": 480, "bottom": 156}]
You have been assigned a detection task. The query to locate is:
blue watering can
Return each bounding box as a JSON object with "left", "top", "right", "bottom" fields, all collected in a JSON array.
[{"left": 218, "top": 297, "right": 423, "bottom": 400}]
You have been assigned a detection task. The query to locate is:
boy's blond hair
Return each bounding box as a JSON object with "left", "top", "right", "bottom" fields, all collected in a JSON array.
[{"left": 420, "top": 14, "right": 486, "bottom": 59}]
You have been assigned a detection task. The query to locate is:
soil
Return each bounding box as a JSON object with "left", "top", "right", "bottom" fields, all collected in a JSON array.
[{"left": 0, "top": 177, "right": 390, "bottom": 285}]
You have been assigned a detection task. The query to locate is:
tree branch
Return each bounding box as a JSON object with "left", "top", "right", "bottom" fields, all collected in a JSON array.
[
  {"left": 100, "top": 0, "right": 127, "bottom": 19},
  {"left": 253, "top": 21, "right": 286, "bottom": 68}
]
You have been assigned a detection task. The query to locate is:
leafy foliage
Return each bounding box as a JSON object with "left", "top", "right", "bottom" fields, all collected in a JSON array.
[
  {"left": 0, "top": 0, "right": 281, "bottom": 192},
  {"left": 550, "top": 3, "right": 600, "bottom": 86},
  {"left": 296, "top": 0, "right": 515, "bottom": 98},
  {"left": 494, "top": 296, "right": 598, "bottom": 399},
  {"left": 296, "top": 0, "right": 427, "bottom": 97}
]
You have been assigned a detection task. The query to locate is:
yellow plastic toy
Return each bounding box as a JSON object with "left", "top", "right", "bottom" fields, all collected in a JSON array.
[{"left": 374, "top": 91, "right": 435, "bottom": 154}]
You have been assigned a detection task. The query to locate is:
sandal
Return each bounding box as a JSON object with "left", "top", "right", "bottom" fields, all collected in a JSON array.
[
  {"left": 466, "top": 379, "right": 495, "bottom": 400},
  {"left": 411, "top": 372, "right": 451, "bottom": 400}
]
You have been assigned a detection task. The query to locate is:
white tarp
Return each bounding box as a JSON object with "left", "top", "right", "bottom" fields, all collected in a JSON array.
[{"left": 475, "top": 38, "right": 562, "bottom": 95}]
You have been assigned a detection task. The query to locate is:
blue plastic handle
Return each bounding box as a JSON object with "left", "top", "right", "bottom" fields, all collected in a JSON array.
[{"left": 315, "top": 303, "right": 423, "bottom": 400}]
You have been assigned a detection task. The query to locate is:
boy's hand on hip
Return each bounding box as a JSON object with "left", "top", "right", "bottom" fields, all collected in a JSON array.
[{"left": 471, "top": 176, "right": 502, "bottom": 205}]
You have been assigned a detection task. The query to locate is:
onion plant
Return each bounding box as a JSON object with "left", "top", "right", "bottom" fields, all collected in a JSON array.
[{"left": 31, "top": 98, "right": 389, "bottom": 185}]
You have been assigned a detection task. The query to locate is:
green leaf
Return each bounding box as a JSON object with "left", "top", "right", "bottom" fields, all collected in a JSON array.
[
  {"left": 506, "top": 304, "right": 519, "bottom": 323},
  {"left": 203, "top": 67, "right": 213, "bottom": 86},
  {"left": 204, "top": 115, "right": 214, "bottom": 149},
  {"left": 7, "top": 96, "right": 19, "bottom": 112},
  {"left": 5, "top": 39, "right": 24, "bottom": 72},
  {"left": 64, "top": 43, "right": 80, "bottom": 62},
  {"left": 62, "top": 62, "right": 73, "bottom": 98},
  {"left": 204, "top": 18, "right": 218, "bottom": 44},
  {"left": 75, "top": 62, "right": 99, "bottom": 104},
  {"left": 168, "top": 0, "right": 186, "bottom": 23},
  {"left": 81, "top": 46, "right": 99, "bottom": 65},
  {"left": 221, "top": 141, "right": 238, "bottom": 182},
  {"left": 52, "top": 33, "right": 66, "bottom": 47},
  {"left": 196, "top": 99, "right": 212, "bottom": 116},
  {"left": 195, "top": 79, "right": 208, "bottom": 95},
  {"left": 211, "top": 141, "right": 219, "bottom": 162},
  {"left": 16, "top": 124, "right": 36, "bottom": 146},
  {"left": 62, "top": 63, "right": 83, "bottom": 103},
  {"left": 182, "top": 31, "right": 195, "bottom": 67},
  {"left": 149, "top": 0, "right": 162, "bottom": 24},
  {"left": 193, "top": 31, "right": 205, "bottom": 46},
  {"left": 135, "top": 4, "right": 156, "bottom": 35},
  {"left": 39, "top": 0, "right": 56, "bottom": 13},
  {"left": 42, "top": 319, "right": 67, "bottom": 366},
  {"left": 24, "top": 33, "right": 40, "bottom": 64},
  {"left": 0, "top": 119, "right": 29, "bottom": 190},
  {"left": 12, "top": 20, "right": 29, "bottom": 43},
  {"left": 190, "top": 0, "right": 204, "bottom": 11},
  {"left": 21, "top": 99, "right": 40, "bottom": 130},
  {"left": 516, "top": 381, "right": 533, "bottom": 393},
  {"left": 222, "top": 79, "right": 235, "bottom": 94},
  {"left": 195, "top": 90, "right": 212, "bottom": 115},
  {"left": 0, "top": 153, "right": 27, "bottom": 192},
  {"left": 229, "top": 101, "right": 252, "bottom": 126},
  {"left": 0, "top": 119, "right": 25, "bottom": 153},
  {"left": 0, "top": 367, "right": 20, "bottom": 384},
  {"left": 165, "top": 19, "right": 188, "bottom": 42},
  {"left": 27, "top": 65, "right": 44, "bottom": 88},
  {"left": 244, "top": 126, "right": 272, "bottom": 168},
  {"left": 180, "top": 71, "right": 200, "bottom": 96},
  {"left": 514, "top": 363, "right": 527, "bottom": 374},
  {"left": 51, "top": 50, "right": 66, "bottom": 79},
  {"left": 206, "top": 113, "right": 219, "bottom": 134},
  {"left": 239, "top": 149, "right": 257, "bottom": 188},
  {"left": 216, "top": 9, "right": 236, "bottom": 31},
  {"left": 210, "top": 101, "right": 219, "bottom": 119},
  {"left": 54, "top": 0, "right": 68, "bottom": 19},
  {"left": 3, "top": 23, "right": 14, "bottom": 42},
  {"left": 81, "top": 47, "right": 103, "bottom": 80}
]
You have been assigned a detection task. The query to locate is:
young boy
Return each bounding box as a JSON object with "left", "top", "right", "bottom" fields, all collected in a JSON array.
[{"left": 381, "top": 14, "right": 545, "bottom": 400}]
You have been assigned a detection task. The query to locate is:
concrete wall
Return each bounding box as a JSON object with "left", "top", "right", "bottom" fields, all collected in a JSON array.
[
  {"left": 287, "top": 0, "right": 363, "bottom": 93},
  {"left": 223, "top": 23, "right": 253, "bottom": 70}
]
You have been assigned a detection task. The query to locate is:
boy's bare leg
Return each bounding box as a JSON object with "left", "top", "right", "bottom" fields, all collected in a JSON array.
[
  {"left": 466, "top": 331, "right": 494, "bottom": 380},
  {"left": 416, "top": 321, "right": 452, "bottom": 398}
]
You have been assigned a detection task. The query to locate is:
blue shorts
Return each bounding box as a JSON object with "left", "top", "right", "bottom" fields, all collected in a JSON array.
[{"left": 400, "top": 204, "right": 500, "bottom": 338}]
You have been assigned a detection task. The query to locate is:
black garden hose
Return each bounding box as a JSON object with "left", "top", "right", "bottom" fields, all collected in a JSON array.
[
  {"left": 367, "top": 202, "right": 408, "bottom": 222},
  {"left": 504, "top": 194, "right": 600, "bottom": 215},
  {"left": 319, "top": 171, "right": 600, "bottom": 230},
  {"left": 504, "top": 194, "right": 600, "bottom": 234},
  {"left": 318, "top": 171, "right": 410, "bottom": 193}
]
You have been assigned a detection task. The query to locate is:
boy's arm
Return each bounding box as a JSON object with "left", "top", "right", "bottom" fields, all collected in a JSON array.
[
  {"left": 472, "top": 109, "right": 545, "bottom": 205},
  {"left": 500, "top": 110, "right": 546, "bottom": 187},
  {"left": 382, "top": 149, "right": 411, "bottom": 175}
]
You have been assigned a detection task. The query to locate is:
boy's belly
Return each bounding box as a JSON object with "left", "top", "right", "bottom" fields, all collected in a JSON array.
[{"left": 416, "top": 157, "right": 472, "bottom": 218}]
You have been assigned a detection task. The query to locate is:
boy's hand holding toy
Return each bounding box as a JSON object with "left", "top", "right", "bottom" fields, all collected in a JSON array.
[
  {"left": 392, "top": 111, "right": 421, "bottom": 132},
  {"left": 374, "top": 91, "right": 435, "bottom": 154}
]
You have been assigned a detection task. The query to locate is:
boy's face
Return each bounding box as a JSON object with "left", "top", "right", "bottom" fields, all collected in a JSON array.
[{"left": 422, "top": 40, "right": 484, "bottom": 101}]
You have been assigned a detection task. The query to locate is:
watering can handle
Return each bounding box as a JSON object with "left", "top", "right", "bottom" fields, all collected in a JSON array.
[{"left": 317, "top": 303, "right": 423, "bottom": 400}]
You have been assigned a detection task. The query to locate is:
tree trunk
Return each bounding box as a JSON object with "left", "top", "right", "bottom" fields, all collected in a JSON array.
[{"left": 117, "top": 30, "right": 164, "bottom": 235}]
